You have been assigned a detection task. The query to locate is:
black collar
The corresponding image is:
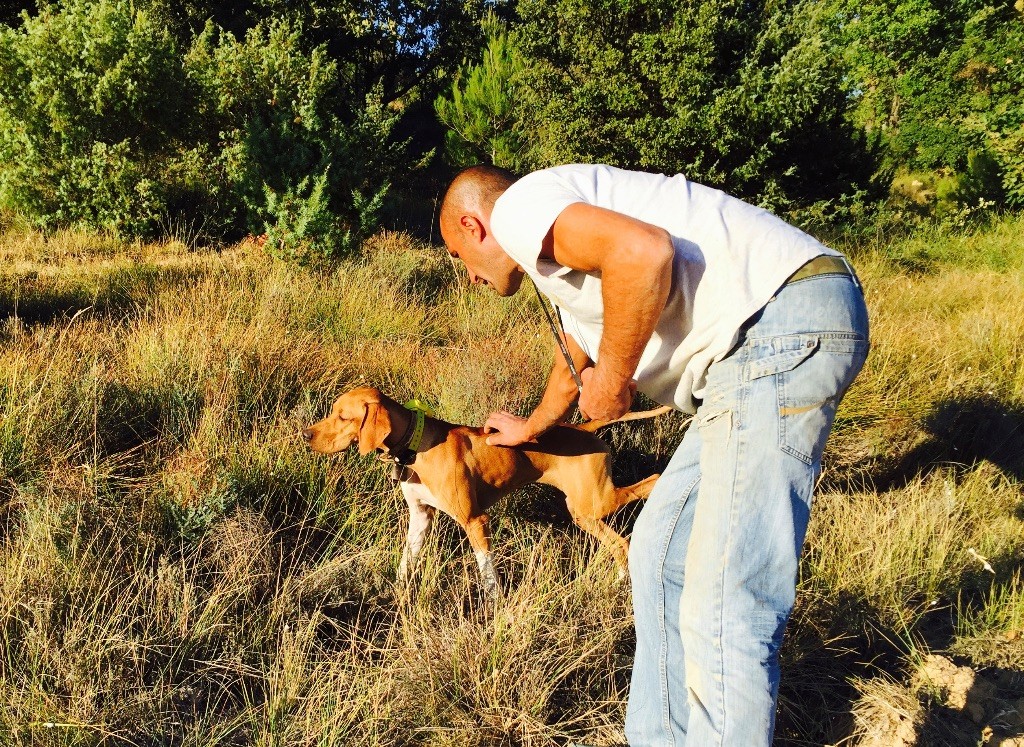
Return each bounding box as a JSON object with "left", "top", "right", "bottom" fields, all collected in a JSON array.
[{"left": 384, "top": 407, "right": 426, "bottom": 466}]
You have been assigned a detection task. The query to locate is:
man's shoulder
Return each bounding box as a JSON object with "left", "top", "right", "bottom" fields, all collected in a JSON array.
[
  {"left": 494, "top": 164, "right": 631, "bottom": 222},
  {"left": 509, "top": 163, "right": 666, "bottom": 188},
  {"left": 491, "top": 168, "right": 590, "bottom": 259},
  {"left": 502, "top": 164, "right": 576, "bottom": 196}
]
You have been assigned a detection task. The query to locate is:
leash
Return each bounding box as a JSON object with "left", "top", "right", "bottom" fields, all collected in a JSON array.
[{"left": 531, "top": 279, "right": 584, "bottom": 397}]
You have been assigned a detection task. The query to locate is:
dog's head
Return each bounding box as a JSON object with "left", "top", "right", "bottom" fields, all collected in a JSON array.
[{"left": 301, "top": 387, "right": 394, "bottom": 455}]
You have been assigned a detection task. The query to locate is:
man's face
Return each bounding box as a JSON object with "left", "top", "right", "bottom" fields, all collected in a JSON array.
[{"left": 441, "top": 216, "right": 524, "bottom": 297}]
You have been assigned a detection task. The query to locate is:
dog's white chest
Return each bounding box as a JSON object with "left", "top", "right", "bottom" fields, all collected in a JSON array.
[{"left": 399, "top": 479, "right": 442, "bottom": 509}]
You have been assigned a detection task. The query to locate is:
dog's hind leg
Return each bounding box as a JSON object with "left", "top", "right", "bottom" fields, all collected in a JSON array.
[
  {"left": 398, "top": 479, "right": 436, "bottom": 582},
  {"left": 564, "top": 475, "right": 661, "bottom": 577},
  {"left": 617, "top": 472, "right": 661, "bottom": 503},
  {"left": 571, "top": 512, "right": 631, "bottom": 575},
  {"left": 622, "top": 471, "right": 663, "bottom": 502}
]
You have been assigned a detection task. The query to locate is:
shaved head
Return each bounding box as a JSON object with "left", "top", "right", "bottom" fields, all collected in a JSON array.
[
  {"left": 438, "top": 164, "right": 524, "bottom": 296},
  {"left": 440, "top": 164, "right": 517, "bottom": 230}
]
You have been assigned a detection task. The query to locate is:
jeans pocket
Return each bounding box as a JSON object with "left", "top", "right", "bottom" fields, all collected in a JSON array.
[
  {"left": 773, "top": 336, "right": 869, "bottom": 465},
  {"left": 696, "top": 408, "right": 731, "bottom": 431},
  {"left": 747, "top": 334, "right": 868, "bottom": 465}
]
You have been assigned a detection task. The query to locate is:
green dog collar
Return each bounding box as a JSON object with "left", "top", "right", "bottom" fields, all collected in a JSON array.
[{"left": 401, "top": 399, "right": 435, "bottom": 458}]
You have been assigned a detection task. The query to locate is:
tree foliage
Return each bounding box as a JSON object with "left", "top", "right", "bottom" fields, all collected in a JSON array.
[
  {"left": 0, "top": 0, "right": 476, "bottom": 253},
  {"left": 827, "top": 0, "right": 1024, "bottom": 206},
  {"left": 958, "top": 4, "right": 1024, "bottom": 206},
  {"left": 0, "top": 0, "right": 1021, "bottom": 241},
  {"left": 0, "top": 0, "right": 199, "bottom": 235},
  {"left": 435, "top": 0, "right": 1022, "bottom": 215},
  {"left": 500, "top": 0, "right": 873, "bottom": 207},
  {"left": 253, "top": 0, "right": 482, "bottom": 107},
  {"left": 434, "top": 13, "right": 529, "bottom": 170},
  {"left": 186, "top": 17, "right": 404, "bottom": 258}
]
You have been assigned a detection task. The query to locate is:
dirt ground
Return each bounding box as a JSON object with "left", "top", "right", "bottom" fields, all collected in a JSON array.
[{"left": 855, "top": 655, "right": 1024, "bottom": 746}]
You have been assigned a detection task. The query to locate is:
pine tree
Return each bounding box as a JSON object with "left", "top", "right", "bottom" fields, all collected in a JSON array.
[{"left": 434, "top": 13, "right": 528, "bottom": 171}]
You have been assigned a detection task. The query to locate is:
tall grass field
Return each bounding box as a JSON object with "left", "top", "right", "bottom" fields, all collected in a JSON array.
[{"left": 1, "top": 217, "right": 1022, "bottom": 746}]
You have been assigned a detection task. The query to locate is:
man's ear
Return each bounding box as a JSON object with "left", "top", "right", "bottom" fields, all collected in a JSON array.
[
  {"left": 460, "top": 214, "right": 484, "bottom": 241},
  {"left": 358, "top": 403, "right": 391, "bottom": 455}
]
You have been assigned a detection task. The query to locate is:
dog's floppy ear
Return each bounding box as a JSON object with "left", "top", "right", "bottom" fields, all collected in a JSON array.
[{"left": 358, "top": 402, "right": 391, "bottom": 455}]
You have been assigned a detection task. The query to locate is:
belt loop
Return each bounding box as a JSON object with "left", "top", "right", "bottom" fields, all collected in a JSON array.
[{"left": 840, "top": 256, "right": 863, "bottom": 294}]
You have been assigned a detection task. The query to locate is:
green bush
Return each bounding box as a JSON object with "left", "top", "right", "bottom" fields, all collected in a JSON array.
[
  {"left": 0, "top": 0, "right": 209, "bottom": 237},
  {"left": 261, "top": 170, "right": 390, "bottom": 265},
  {"left": 457, "top": 0, "right": 876, "bottom": 207},
  {"left": 434, "top": 13, "right": 529, "bottom": 171},
  {"left": 960, "top": 5, "right": 1024, "bottom": 208},
  {"left": 0, "top": 3, "right": 410, "bottom": 256},
  {"left": 186, "top": 17, "right": 402, "bottom": 257},
  {"left": 827, "top": 0, "right": 1024, "bottom": 211}
]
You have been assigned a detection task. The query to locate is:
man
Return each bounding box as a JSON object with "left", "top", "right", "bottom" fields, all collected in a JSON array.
[{"left": 439, "top": 163, "right": 869, "bottom": 746}]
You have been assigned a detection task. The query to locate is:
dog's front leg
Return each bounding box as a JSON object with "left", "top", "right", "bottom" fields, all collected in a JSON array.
[
  {"left": 464, "top": 514, "right": 499, "bottom": 600},
  {"left": 398, "top": 479, "right": 435, "bottom": 582},
  {"left": 475, "top": 551, "right": 499, "bottom": 600}
]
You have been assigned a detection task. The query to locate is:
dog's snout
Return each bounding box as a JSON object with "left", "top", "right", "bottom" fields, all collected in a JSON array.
[{"left": 301, "top": 428, "right": 314, "bottom": 442}]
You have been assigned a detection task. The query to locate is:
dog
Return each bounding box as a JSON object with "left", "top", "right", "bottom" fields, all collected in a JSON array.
[{"left": 302, "top": 386, "right": 671, "bottom": 596}]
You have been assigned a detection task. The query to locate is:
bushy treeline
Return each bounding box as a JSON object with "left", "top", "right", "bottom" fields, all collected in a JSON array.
[
  {"left": 438, "top": 0, "right": 1023, "bottom": 220},
  {"left": 0, "top": 0, "right": 1021, "bottom": 251},
  {"left": 0, "top": 0, "right": 480, "bottom": 258}
]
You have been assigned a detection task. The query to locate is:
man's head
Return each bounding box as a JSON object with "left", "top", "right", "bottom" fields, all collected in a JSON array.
[{"left": 439, "top": 164, "right": 524, "bottom": 296}]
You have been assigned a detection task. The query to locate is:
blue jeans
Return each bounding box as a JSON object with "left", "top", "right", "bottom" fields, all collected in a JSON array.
[{"left": 624, "top": 271, "right": 869, "bottom": 746}]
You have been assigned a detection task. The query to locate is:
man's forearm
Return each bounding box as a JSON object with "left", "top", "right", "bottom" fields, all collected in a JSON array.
[
  {"left": 526, "top": 332, "right": 592, "bottom": 436},
  {"left": 483, "top": 333, "right": 590, "bottom": 447},
  {"left": 593, "top": 246, "right": 673, "bottom": 392},
  {"left": 526, "top": 364, "right": 579, "bottom": 436},
  {"left": 539, "top": 203, "right": 675, "bottom": 419}
]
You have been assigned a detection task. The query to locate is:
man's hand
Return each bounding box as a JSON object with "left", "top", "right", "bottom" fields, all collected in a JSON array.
[
  {"left": 578, "top": 367, "right": 636, "bottom": 421},
  {"left": 483, "top": 411, "right": 538, "bottom": 447}
]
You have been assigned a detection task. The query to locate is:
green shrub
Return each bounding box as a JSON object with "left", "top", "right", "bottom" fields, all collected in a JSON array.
[
  {"left": 434, "top": 13, "right": 529, "bottom": 171},
  {"left": 961, "top": 5, "right": 1024, "bottom": 208},
  {"left": 0, "top": 4, "right": 408, "bottom": 256},
  {"left": 0, "top": 0, "right": 210, "bottom": 237},
  {"left": 186, "top": 18, "right": 403, "bottom": 256},
  {"left": 828, "top": 0, "right": 1024, "bottom": 211},
  {"left": 259, "top": 168, "right": 391, "bottom": 267},
  {"left": 493, "top": 0, "right": 873, "bottom": 206}
]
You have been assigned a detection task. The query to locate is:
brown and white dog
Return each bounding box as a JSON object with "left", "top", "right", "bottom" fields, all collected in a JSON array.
[{"left": 302, "top": 386, "right": 670, "bottom": 596}]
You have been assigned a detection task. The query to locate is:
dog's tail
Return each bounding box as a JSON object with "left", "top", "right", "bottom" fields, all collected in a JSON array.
[{"left": 575, "top": 405, "right": 674, "bottom": 433}]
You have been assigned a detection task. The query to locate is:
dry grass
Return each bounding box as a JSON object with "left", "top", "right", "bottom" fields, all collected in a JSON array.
[{"left": 0, "top": 218, "right": 1022, "bottom": 745}]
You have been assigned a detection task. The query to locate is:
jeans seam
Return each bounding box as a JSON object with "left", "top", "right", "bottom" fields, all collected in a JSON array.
[
  {"left": 658, "top": 475, "right": 700, "bottom": 741},
  {"left": 711, "top": 375, "right": 746, "bottom": 745},
  {"left": 778, "top": 371, "right": 793, "bottom": 463}
]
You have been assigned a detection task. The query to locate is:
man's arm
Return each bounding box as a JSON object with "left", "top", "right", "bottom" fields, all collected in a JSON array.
[
  {"left": 484, "top": 331, "right": 592, "bottom": 447},
  {"left": 544, "top": 203, "right": 674, "bottom": 420}
]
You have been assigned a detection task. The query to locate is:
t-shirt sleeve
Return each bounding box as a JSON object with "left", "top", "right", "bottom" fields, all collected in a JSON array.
[{"left": 489, "top": 170, "right": 585, "bottom": 279}]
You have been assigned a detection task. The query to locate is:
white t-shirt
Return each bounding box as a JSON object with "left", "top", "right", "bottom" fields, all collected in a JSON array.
[{"left": 489, "top": 164, "right": 839, "bottom": 413}]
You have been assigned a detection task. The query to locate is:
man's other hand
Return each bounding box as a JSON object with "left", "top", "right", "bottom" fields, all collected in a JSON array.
[
  {"left": 578, "top": 367, "right": 635, "bottom": 421},
  {"left": 483, "top": 411, "right": 538, "bottom": 447}
]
